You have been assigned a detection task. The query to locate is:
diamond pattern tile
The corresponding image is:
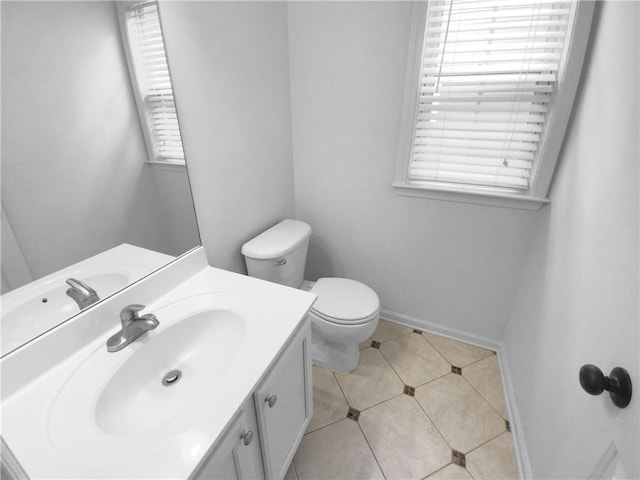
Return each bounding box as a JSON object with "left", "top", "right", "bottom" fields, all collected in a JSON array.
[
  {"left": 293, "top": 419, "right": 384, "bottom": 479},
  {"left": 306, "top": 365, "right": 349, "bottom": 433},
  {"left": 427, "top": 464, "right": 474, "bottom": 479},
  {"left": 422, "top": 332, "right": 493, "bottom": 367},
  {"left": 293, "top": 320, "right": 518, "bottom": 479},
  {"left": 371, "top": 319, "right": 412, "bottom": 343},
  {"left": 358, "top": 395, "right": 450, "bottom": 479},
  {"left": 466, "top": 432, "right": 519, "bottom": 480},
  {"left": 462, "top": 354, "right": 508, "bottom": 419},
  {"left": 379, "top": 333, "right": 450, "bottom": 387},
  {"left": 334, "top": 348, "right": 404, "bottom": 411},
  {"left": 415, "top": 374, "right": 506, "bottom": 453}
]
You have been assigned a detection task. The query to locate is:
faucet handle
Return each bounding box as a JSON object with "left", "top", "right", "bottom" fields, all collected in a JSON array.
[{"left": 120, "top": 304, "right": 146, "bottom": 327}]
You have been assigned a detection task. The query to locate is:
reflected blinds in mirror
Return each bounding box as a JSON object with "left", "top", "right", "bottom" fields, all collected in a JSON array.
[
  {"left": 409, "top": 0, "right": 574, "bottom": 190},
  {"left": 125, "top": 1, "right": 185, "bottom": 164}
]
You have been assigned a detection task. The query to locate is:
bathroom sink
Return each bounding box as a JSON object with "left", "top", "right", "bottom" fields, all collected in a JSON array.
[
  {"left": 46, "top": 292, "right": 250, "bottom": 461},
  {"left": 95, "top": 307, "right": 244, "bottom": 435},
  {"left": 1, "top": 273, "right": 129, "bottom": 354}
]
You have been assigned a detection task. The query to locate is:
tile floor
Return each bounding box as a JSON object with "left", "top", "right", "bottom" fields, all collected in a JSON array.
[{"left": 287, "top": 320, "right": 518, "bottom": 480}]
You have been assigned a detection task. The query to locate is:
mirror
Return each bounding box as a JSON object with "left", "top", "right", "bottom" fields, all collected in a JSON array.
[{"left": 0, "top": 1, "right": 200, "bottom": 356}]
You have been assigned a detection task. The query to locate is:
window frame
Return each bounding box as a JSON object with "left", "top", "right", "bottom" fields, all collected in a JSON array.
[
  {"left": 116, "top": 0, "right": 186, "bottom": 168},
  {"left": 393, "top": 1, "right": 596, "bottom": 210}
]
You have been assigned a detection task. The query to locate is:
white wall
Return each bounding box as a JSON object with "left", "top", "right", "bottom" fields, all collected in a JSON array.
[
  {"left": 1, "top": 1, "right": 198, "bottom": 288},
  {"left": 287, "top": 2, "right": 539, "bottom": 342},
  {"left": 159, "top": 1, "right": 295, "bottom": 274},
  {"left": 503, "top": 2, "right": 639, "bottom": 478}
]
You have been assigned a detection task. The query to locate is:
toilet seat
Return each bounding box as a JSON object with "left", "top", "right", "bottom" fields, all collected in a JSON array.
[{"left": 310, "top": 278, "right": 380, "bottom": 326}]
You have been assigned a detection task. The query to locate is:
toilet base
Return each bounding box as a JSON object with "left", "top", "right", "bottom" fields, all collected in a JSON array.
[{"left": 311, "top": 337, "right": 360, "bottom": 373}]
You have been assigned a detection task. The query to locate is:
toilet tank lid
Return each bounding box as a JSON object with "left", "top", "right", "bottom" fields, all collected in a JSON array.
[{"left": 241, "top": 219, "right": 311, "bottom": 259}]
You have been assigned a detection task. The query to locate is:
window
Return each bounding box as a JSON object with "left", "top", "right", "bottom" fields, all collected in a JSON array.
[
  {"left": 118, "top": 0, "right": 185, "bottom": 166},
  {"left": 394, "top": 0, "right": 595, "bottom": 209}
]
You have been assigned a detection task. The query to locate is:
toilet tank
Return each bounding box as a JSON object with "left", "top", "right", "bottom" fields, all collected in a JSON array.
[{"left": 241, "top": 219, "right": 311, "bottom": 288}]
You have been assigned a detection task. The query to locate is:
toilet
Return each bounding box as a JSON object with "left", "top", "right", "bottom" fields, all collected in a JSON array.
[{"left": 241, "top": 219, "right": 379, "bottom": 373}]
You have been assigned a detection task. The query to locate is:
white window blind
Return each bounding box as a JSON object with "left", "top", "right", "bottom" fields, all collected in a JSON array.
[
  {"left": 125, "top": 1, "right": 184, "bottom": 164},
  {"left": 409, "top": 0, "right": 574, "bottom": 191}
]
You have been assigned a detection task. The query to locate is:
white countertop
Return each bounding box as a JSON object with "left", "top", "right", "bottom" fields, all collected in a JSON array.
[{"left": 0, "top": 248, "right": 316, "bottom": 479}]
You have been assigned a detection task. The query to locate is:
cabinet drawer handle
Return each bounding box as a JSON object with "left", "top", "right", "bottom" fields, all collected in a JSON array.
[
  {"left": 240, "top": 430, "right": 254, "bottom": 446},
  {"left": 265, "top": 394, "right": 277, "bottom": 408}
]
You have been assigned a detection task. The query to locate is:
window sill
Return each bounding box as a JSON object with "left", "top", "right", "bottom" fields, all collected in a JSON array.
[
  {"left": 145, "top": 160, "right": 187, "bottom": 172},
  {"left": 392, "top": 181, "right": 548, "bottom": 211}
]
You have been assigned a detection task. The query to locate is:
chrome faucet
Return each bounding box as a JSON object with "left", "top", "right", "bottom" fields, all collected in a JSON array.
[
  {"left": 65, "top": 278, "right": 100, "bottom": 310},
  {"left": 106, "top": 304, "right": 159, "bottom": 352}
]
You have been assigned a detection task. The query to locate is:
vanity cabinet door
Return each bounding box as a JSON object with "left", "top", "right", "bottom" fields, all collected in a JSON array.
[
  {"left": 254, "top": 322, "right": 312, "bottom": 479},
  {"left": 193, "top": 401, "right": 264, "bottom": 480}
]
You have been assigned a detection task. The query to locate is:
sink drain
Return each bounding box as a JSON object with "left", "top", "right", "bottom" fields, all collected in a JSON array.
[{"left": 162, "top": 370, "right": 182, "bottom": 386}]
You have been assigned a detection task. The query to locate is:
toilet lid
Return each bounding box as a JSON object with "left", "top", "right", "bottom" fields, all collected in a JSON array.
[{"left": 310, "top": 278, "right": 379, "bottom": 324}]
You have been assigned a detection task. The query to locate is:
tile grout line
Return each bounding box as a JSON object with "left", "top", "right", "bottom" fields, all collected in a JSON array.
[
  {"left": 303, "top": 365, "right": 353, "bottom": 435},
  {"left": 330, "top": 368, "right": 351, "bottom": 407},
  {"left": 375, "top": 331, "right": 465, "bottom": 401},
  {"left": 412, "top": 373, "right": 509, "bottom": 459},
  {"left": 355, "top": 418, "right": 388, "bottom": 480},
  {"left": 375, "top": 330, "right": 455, "bottom": 393},
  {"left": 464, "top": 427, "right": 512, "bottom": 457},
  {"left": 372, "top": 322, "right": 414, "bottom": 345},
  {"left": 411, "top": 391, "right": 484, "bottom": 480},
  {"left": 410, "top": 394, "right": 478, "bottom": 480},
  {"left": 419, "top": 462, "right": 477, "bottom": 480},
  {"left": 326, "top": 346, "right": 393, "bottom": 480},
  {"left": 357, "top": 391, "right": 406, "bottom": 414},
  {"left": 304, "top": 414, "right": 350, "bottom": 436},
  {"left": 417, "top": 332, "right": 457, "bottom": 370},
  {"left": 462, "top": 351, "right": 497, "bottom": 369},
  {"left": 333, "top": 348, "right": 406, "bottom": 413},
  {"left": 374, "top": 339, "right": 418, "bottom": 391},
  {"left": 420, "top": 332, "right": 494, "bottom": 369},
  {"left": 411, "top": 381, "right": 456, "bottom": 453},
  {"left": 419, "top": 462, "right": 453, "bottom": 480},
  {"left": 459, "top": 368, "right": 510, "bottom": 423}
]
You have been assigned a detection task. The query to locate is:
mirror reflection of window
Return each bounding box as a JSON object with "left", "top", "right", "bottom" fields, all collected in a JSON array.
[{"left": 120, "top": 0, "right": 186, "bottom": 166}]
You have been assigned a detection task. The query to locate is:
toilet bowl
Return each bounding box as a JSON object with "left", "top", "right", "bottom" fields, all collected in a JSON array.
[
  {"left": 241, "top": 219, "right": 380, "bottom": 372},
  {"left": 306, "top": 277, "right": 379, "bottom": 372}
]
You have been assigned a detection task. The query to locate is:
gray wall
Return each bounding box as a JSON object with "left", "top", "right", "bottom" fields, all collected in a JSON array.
[
  {"left": 503, "top": 2, "right": 639, "bottom": 478},
  {"left": 160, "top": 1, "right": 296, "bottom": 274},
  {"left": 287, "top": 2, "right": 539, "bottom": 342}
]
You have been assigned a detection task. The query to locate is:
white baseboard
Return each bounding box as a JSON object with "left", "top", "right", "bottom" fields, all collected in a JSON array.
[
  {"left": 379, "top": 308, "right": 532, "bottom": 479},
  {"left": 495, "top": 347, "right": 532, "bottom": 479},
  {"left": 379, "top": 308, "right": 501, "bottom": 352}
]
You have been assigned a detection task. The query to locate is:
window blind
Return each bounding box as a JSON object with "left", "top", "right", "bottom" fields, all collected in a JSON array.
[
  {"left": 409, "top": 0, "right": 573, "bottom": 190},
  {"left": 125, "top": 1, "right": 184, "bottom": 163}
]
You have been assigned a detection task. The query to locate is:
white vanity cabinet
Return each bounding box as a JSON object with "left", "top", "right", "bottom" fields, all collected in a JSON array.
[
  {"left": 254, "top": 321, "right": 313, "bottom": 479},
  {"left": 193, "top": 320, "right": 312, "bottom": 480},
  {"left": 193, "top": 400, "right": 265, "bottom": 480}
]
